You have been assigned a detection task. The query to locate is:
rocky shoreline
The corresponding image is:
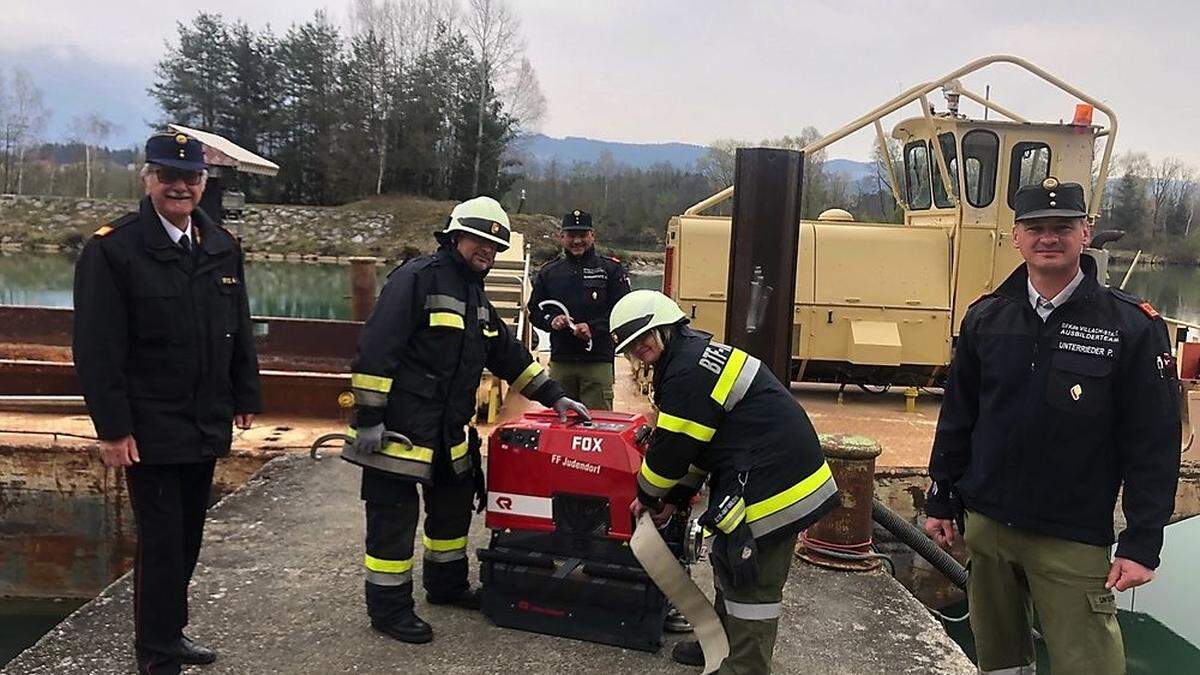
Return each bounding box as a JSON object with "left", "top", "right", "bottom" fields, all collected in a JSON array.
[{"left": 0, "top": 194, "right": 663, "bottom": 266}]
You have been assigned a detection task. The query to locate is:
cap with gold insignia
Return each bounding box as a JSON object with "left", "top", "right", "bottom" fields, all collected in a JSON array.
[
  {"left": 561, "top": 209, "right": 594, "bottom": 231},
  {"left": 1013, "top": 177, "right": 1087, "bottom": 221},
  {"left": 145, "top": 132, "right": 206, "bottom": 171}
]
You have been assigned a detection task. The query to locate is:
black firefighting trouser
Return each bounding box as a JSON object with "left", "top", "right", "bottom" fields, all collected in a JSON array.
[
  {"left": 125, "top": 460, "right": 215, "bottom": 675},
  {"left": 361, "top": 469, "right": 475, "bottom": 624}
]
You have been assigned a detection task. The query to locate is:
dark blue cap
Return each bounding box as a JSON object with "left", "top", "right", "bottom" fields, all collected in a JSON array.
[
  {"left": 145, "top": 132, "right": 206, "bottom": 171},
  {"left": 561, "top": 209, "right": 593, "bottom": 231},
  {"left": 1014, "top": 177, "right": 1087, "bottom": 221}
]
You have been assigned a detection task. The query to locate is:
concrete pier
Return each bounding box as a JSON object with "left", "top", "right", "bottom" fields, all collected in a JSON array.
[{"left": 5, "top": 453, "right": 973, "bottom": 674}]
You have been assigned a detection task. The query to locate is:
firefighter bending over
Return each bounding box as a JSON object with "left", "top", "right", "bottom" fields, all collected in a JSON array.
[
  {"left": 613, "top": 289, "right": 838, "bottom": 673},
  {"left": 347, "top": 196, "right": 589, "bottom": 644}
]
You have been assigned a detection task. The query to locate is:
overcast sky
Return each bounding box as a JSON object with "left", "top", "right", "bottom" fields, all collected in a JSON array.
[{"left": 2, "top": 0, "right": 1197, "bottom": 166}]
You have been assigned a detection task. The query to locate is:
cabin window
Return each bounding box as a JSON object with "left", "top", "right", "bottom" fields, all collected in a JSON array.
[
  {"left": 904, "top": 141, "right": 932, "bottom": 210},
  {"left": 931, "top": 133, "right": 958, "bottom": 209},
  {"left": 1007, "top": 142, "right": 1052, "bottom": 208},
  {"left": 962, "top": 130, "right": 1000, "bottom": 208}
]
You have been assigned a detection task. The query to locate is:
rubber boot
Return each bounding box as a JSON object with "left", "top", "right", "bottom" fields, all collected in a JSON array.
[
  {"left": 672, "top": 640, "right": 704, "bottom": 667},
  {"left": 426, "top": 586, "right": 481, "bottom": 610},
  {"left": 371, "top": 611, "right": 434, "bottom": 644}
]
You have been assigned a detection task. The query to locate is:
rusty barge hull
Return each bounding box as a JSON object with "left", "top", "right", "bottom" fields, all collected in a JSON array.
[{"left": 0, "top": 305, "right": 360, "bottom": 419}]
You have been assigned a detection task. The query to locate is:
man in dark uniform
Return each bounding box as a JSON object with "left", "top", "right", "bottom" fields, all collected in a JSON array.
[
  {"left": 347, "top": 195, "right": 589, "bottom": 644},
  {"left": 528, "top": 209, "right": 630, "bottom": 410},
  {"left": 73, "top": 133, "right": 262, "bottom": 675},
  {"left": 613, "top": 289, "right": 839, "bottom": 674},
  {"left": 925, "top": 178, "right": 1181, "bottom": 674}
]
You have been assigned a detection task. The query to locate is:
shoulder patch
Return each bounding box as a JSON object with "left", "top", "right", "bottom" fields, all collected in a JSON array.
[
  {"left": 94, "top": 212, "right": 137, "bottom": 238},
  {"left": 1138, "top": 301, "right": 1160, "bottom": 320},
  {"left": 607, "top": 255, "right": 621, "bottom": 263}
]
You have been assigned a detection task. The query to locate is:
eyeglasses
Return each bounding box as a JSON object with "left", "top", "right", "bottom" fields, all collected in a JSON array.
[{"left": 150, "top": 166, "right": 204, "bottom": 186}]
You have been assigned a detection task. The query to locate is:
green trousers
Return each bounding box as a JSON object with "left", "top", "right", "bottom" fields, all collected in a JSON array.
[
  {"left": 548, "top": 361, "right": 614, "bottom": 411},
  {"left": 965, "top": 510, "right": 1124, "bottom": 675},
  {"left": 712, "top": 530, "right": 796, "bottom": 674}
]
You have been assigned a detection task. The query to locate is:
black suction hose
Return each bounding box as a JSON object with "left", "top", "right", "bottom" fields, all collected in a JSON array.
[{"left": 871, "top": 499, "right": 967, "bottom": 590}]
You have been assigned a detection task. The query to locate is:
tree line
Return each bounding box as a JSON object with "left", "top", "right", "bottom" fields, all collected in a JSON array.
[
  {"left": 1101, "top": 152, "right": 1197, "bottom": 245},
  {"left": 151, "top": 1, "right": 543, "bottom": 205}
]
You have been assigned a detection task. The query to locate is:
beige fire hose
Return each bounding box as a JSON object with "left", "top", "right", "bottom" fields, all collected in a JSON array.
[{"left": 631, "top": 513, "right": 729, "bottom": 674}]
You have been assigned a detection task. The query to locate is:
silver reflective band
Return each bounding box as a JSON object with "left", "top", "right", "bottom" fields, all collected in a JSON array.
[
  {"left": 477, "top": 306, "right": 490, "bottom": 321},
  {"left": 365, "top": 570, "right": 412, "bottom": 586},
  {"left": 425, "top": 294, "right": 466, "bottom": 314},
  {"left": 723, "top": 598, "right": 782, "bottom": 621},
  {"left": 520, "top": 371, "right": 549, "bottom": 397},
  {"left": 353, "top": 389, "right": 388, "bottom": 407},
  {"left": 722, "top": 355, "right": 760, "bottom": 411},
  {"left": 424, "top": 549, "right": 467, "bottom": 563},
  {"left": 747, "top": 476, "right": 839, "bottom": 539}
]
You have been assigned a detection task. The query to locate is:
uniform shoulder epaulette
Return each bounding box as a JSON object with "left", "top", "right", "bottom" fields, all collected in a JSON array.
[
  {"left": 93, "top": 213, "right": 137, "bottom": 238},
  {"left": 1109, "top": 287, "right": 1160, "bottom": 320},
  {"left": 967, "top": 292, "right": 996, "bottom": 309},
  {"left": 606, "top": 255, "right": 622, "bottom": 264}
]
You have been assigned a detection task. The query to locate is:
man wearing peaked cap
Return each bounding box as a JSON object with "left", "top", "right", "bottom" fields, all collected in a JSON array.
[
  {"left": 925, "top": 177, "right": 1181, "bottom": 674},
  {"left": 527, "top": 209, "right": 630, "bottom": 409},
  {"left": 73, "top": 132, "right": 262, "bottom": 675},
  {"left": 345, "top": 195, "right": 588, "bottom": 644}
]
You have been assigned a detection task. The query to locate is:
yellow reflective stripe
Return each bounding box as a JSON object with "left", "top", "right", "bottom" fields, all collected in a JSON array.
[
  {"left": 449, "top": 439, "right": 469, "bottom": 460},
  {"left": 351, "top": 373, "right": 392, "bottom": 393},
  {"left": 483, "top": 328, "right": 500, "bottom": 338},
  {"left": 716, "top": 498, "right": 747, "bottom": 533},
  {"left": 639, "top": 461, "right": 678, "bottom": 490},
  {"left": 745, "top": 462, "right": 834, "bottom": 523},
  {"left": 656, "top": 412, "right": 716, "bottom": 443},
  {"left": 710, "top": 349, "right": 748, "bottom": 406},
  {"left": 422, "top": 535, "right": 467, "bottom": 552},
  {"left": 429, "top": 311, "right": 465, "bottom": 329},
  {"left": 364, "top": 554, "right": 413, "bottom": 574},
  {"left": 379, "top": 442, "right": 435, "bottom": 464},
  {"left": 511, "top": 361, "right": 544, "bottom": 392}
]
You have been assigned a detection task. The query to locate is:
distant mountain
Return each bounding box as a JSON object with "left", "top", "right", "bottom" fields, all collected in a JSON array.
[
  {"left": 514, "top": 134, "right": 708, "bottom": 171},
  {"left": 513, "top": 134, "right": 875, "bottom": 182}
]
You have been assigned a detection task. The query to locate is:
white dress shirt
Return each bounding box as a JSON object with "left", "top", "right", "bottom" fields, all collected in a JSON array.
[{"left": 1027, "top": 268, "right": 1084, "bottom": 321}]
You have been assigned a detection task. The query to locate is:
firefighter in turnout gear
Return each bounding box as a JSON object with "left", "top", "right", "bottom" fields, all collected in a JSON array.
[
  {"left": 348, "top": 196, "right": 589, "bottom": 644},
  {"left": 925, "top": 180, "right": 1181, "bottom": 674},
  {"left": 613, "top": 290, "right": 839, "bottom": 674},
  {"left": 528, "top": 209, "right": 630, "bottom": 410}
]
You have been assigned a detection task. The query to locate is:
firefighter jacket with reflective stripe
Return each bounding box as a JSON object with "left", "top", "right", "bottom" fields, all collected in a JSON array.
[
  {"left": 636, "top": 326, "right": 838, "bottom": 539},
  {"left": 927, "top": 258, "right": 1181, "bottom": 569},
  {"left": 350, "top": 245, "right": 565, "bottom": 482},
  {"left": 528, "top": 248, "right": 630, "bottom": 363},
  {"left": 73, "top": 198, "right": 263, "bottom": 464}
]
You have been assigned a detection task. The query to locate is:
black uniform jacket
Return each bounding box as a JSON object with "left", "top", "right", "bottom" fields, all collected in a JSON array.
[
  {"left": 928, "top": 257, "right": 1181, "bottom": 569},
  {"left": 350, "top": 245, "right": 565, "bottom": 482},
  {"left": 528, "top": 247, "right": 630, "bottom": 363},
  {"left": 73, "top": 197, "right": 262, "bottom": 464},
  {"left": 636, "top": 326, "right": 838, "bottom": 540}
]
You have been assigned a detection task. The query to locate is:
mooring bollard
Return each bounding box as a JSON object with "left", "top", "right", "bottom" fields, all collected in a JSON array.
[
  {"left": 795, "top": 433, "right": 883, "bottom": 571},
  {"left": 348, "top": 257, "right": 378, "bottom": 322}
]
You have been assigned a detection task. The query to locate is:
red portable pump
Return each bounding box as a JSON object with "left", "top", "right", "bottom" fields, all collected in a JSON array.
[{"left": 479, "top": 410, "right": 699, "bottom": 652}]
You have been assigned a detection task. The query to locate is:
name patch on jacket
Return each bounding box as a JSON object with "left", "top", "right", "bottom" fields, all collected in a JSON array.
[
  {"left": 583, "top": 267, "right": 607, "bottom": 282},
  {"left": 698, "top": 343, "right": 733, "bottom": 375},
  {"left": 220, "top": 276, "right": 240, "bottom": 286},
  {"left": 1056, "top": 322, "right": 1118, "bottom": 358}
]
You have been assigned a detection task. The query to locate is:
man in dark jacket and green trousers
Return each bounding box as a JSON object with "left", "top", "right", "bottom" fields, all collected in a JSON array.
[{"left": 925, "top": 178, "right": 1181, "bottom": 674}]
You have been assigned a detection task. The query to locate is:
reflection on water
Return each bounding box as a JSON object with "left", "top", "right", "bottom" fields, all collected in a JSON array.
[
  {"left": 0, "top": 253, "right": 664, "bottom": 320},
  {"left": 1112, "top": 262, "right": 1200, "bottom": 326}
]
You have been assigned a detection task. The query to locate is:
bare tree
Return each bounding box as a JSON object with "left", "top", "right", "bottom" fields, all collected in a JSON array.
[
  {"left": 71, "top": 113, "right": 116, "bottom": 199},
  {"left": 698, "top": 139, "right": 745, "bottom": 190},
  {"left": 1149, "top": 156, "right": 1185, "bottom": 236},
  {"left": 503, "top": 56, "right": 546, "bottom": 132},
  {"left": 6, "top": 68, "right": 49, "bottom": 194},
  {"left": 463, "top": 0, "right": 521, "bottom": 195}
]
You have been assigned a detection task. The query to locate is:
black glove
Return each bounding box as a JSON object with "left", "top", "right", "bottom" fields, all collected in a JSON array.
[
  {"left": 552, "top": 396, "right": 591, "bottom": 423},
  {"left": 469, "top": 428, "right": 486, "bottom": 513},
  {"left": 352, "top": 423, "right": 385, "bottom": 455}
]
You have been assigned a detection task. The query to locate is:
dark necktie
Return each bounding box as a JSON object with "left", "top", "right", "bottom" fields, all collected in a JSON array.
[{"left": 179, "top": 233, "right": 191, "bottom": 254}]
